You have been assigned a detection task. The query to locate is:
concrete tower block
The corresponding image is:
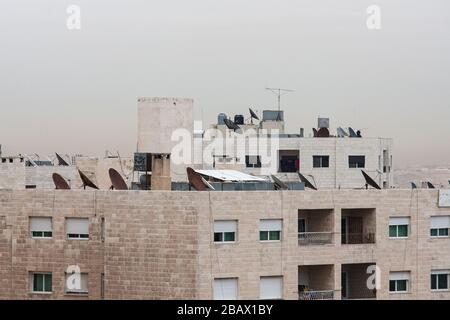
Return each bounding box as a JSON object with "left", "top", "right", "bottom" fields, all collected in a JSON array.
[{"left": 137, "top": 97, "right": 194, "bottom": 181}]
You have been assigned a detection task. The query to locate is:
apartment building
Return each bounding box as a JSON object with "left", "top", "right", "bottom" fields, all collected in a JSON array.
[{"left": 1, "top": 188, "right": 449, "bottom": 300}]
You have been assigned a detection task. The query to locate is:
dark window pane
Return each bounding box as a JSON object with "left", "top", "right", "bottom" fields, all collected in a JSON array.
[
  {"left": 260, "top": 231, "right": 268, "bottom": 241},
  {"left": 389, "top": 226, "right": 397, "bottom": 237},
  {"left": 214, "top": 233, "right": 223, "bottom": 242},
  {"left": 32, "top": 231, "right": 43, "bottom": 237},
  {"left": 431, "top": 274, "right": 437, "bottom": 290},
  {"left": 224, "top": 232, "right": 235, "bottom": 242},
  {"left": 269, "top": 231, "right": 281, "bottom": 241},
  {"left": 80, "top": 234, "right": 89, "bottom": 238},
  {"left": 438, "top": 274, "right": 448, "bottom": 290},
  {"left": 398, "top": 225, "right": 408, "bottom": 237},
  {"left": 298, "top": 219, "right": 306, "bottom": 233},
  {"left": 44, "top": 274, "right": 52, "bottom": 292},
  {"left": 43, "top": 232, "right": 52, "bottom": 237},
  {"left": 389, "top": 280, "right": 396, "bottom": 292},
  {"left": 397, "top": 280, "right": 407, "bottom": 291},
  {"left": 322, "top": 156, "right": 329, "bottom": 168},
  {"left": 349, "top": 156, "right": 365, "bottom": 168},
  {"left": 313, "top": 156, "right": 321, "bottom": 168},
  {"left": 439, "top": 228, "right": 449, "bottom": 236},
  {"left": 34, "top": 274, "right": 43, "bottom": 292},
  {"left": 431, "top": 229, "right": 438, "bottom": 237}
]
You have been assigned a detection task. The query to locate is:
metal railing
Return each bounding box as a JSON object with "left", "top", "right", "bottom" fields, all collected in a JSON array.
[
  {"left": 341, "top": 233, "right": 375, "bottom": 244},
  {"left": 298, "top": 232, "right": 333, "bottom": 245},
  {"left": 299, "top": 290, "right": 334, "bottom": 300}
]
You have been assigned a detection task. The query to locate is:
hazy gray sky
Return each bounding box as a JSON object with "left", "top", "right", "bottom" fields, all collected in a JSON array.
[{"left": 0, "top": 0, "right": 449, "bottom": 167}]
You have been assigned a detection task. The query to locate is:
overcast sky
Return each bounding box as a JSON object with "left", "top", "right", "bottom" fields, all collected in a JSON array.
[{"left": 0, "top": 0, "right": 449, "bottom": 167}]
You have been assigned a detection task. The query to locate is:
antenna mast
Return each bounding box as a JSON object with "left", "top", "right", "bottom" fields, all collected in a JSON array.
[{"left": 265, "top": 87, "right": 294, "bottom": 112}]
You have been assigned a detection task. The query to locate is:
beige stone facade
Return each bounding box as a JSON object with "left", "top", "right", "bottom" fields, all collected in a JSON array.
[{"left": 1, "top": 188, "right": 450, "bottom": 300}]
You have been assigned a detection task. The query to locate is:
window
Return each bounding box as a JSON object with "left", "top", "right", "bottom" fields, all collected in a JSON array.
[
  {"left": 245, "top": 155, "right": 261, "bottom": 168},
  {"left": 260, "top": 219, "right": 282, "bottom": 241},
  {"left": 389, "top": 217, "right": 410, "bottom": 238},
  {"left": 389, "top": 272, "right": 410, "bottom": 293},
  {"left": 30, "top": 272, "right": 52, "bottom": 293},
  {"left": 214, "top": 278, "right": 238, "bottom": 300},
  {"left": 214, "top": 220, "right": 237, "bottom": 243},
  {"left": 260, "top": 276, "right": 283, "bottom": 299},
  {"left": 30, "top": 217, "right": 52, "bottom": 238},
  {"left": 431, "top": 270, "right": 450, "bottom": 291},
  {"left": 65, "top": 273, "right": 88, "bottom": 295},
  {"left": 66, "top": 218, "right": 89, "bottom": 239},
  {"left": 298, "top": 219, "right": 306, "bottom": 239},
  {"left": 348, "top": 155, "right": 365, "bottom": 168},
  {"left": 313, "top": 156, "right": 329, "bottom": 168},
  {"left": 430, "top": 216, "right": 450, "bottom": 238}
]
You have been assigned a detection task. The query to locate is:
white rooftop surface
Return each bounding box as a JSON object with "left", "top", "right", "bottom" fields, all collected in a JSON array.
[{"left": 195, "top": 170, "right": 267, "bottom": 182}]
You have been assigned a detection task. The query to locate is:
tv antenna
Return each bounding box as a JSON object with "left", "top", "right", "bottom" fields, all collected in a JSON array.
[{"left": 265, "top": 87, "right": 294, "bottom": 113}]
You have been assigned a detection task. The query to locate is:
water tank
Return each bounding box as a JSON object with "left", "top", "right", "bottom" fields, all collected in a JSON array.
[
  {"left": 318, "top": 117, "right": 330, "bottom": 128},
  {"left": 234, "top": 114, "right": 244, "bottom": 125},
  {"left": 262, "top": 110, "right": 284, "bottom": 121},
  {"left": 218, "top": 113, "right": 227, "bottom": 125}
]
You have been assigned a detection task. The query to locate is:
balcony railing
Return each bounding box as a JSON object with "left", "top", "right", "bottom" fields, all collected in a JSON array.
[
  {"left": 341, "top": 233, "right": 375, "bottom": 244},
  {"left": 299, "top": 290, "right": 334, "bottom": 300},
  {"left": 298, "top": 232, "right": 333, "bottom": 245}
]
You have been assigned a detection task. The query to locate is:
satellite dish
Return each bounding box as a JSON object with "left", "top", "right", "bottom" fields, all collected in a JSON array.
[
  {"left": 186, "top": 167, "right": 208, "bottom": 191},
  {"left": 411, "top": 182, "right": 417, "bottom": 189},
  {"left": 317, "top": 127, "right": 330, "bottom": 138},
  {"left": 427, "top": 181, "right": 435, "bottom": 189},
  {"left": 201, "top": 176, "right": 215, "bottom": 191},
  {"left": 271, "top": 175, "right": 289, "bottom": 190},
  {"left": 223, "top": 118, "right": 241, "bottom": 132},
  {"left": 337, "top": 127, "right": 349, "bottom": 137},
  {"left": 298, "top": 172, "right": 317, "bottom": 190},
  {"left": 356, "top": 130, "right": 362, "bottom": 137},
  {"left": 78, "top": 170, "right": 99, "bottom": 190},
  {"left": 348, "top": 127, "right": 358, "bottom": 138},
  {"left": 361, "top": 170, "right": 381, "bottom": 190},
  {"left": 52, "top": 173, "right": 71, "bottom": 190},
  {"left": 55, "top": 153, "right": 69, "bottom": 166},
  {"left": 312, "top": 128, "right": 318, "bottom": 137},
  {"left": 108, "top": 168, "right": 128, "bottom": 190},
  {"left": 249, "top": 108, "right": 260, "bottom": 121}
]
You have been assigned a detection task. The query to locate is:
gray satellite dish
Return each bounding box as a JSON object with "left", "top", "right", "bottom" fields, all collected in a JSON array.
[
  {"left": 298, "top": 172, "right": 317, "bottom": 190},
  {"left": 348, "top": 127, "right": 358, "bottom": 138},
  {"left": 271, "top": 175, "right": 289, "bottom": 190},
  {"left": 337, "top": 127, "right": 349, "bottom": 137},
  {"left": 361, "top": 170, "right": 381, "bottom": 190},
  {"left": 411, "top": 182, "right": 417, "bottom": 189},
  {"left": 223, "top": 118, "right": 241, "bottom": 132},
  {"left": 312, "top": 128, "right": 318, "bottom": 137},
  {"left": 427, "top": 182, "right": 435, "bottom": 189}
]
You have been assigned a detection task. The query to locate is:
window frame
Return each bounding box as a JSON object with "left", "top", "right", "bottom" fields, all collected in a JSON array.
[
  {"left": 431, "top": 271, "right": 450, "bottom": 292},
  {"left": 245, "top": 155, "right": 262, "bottom": 168},
  {"left": 430, "top": 228, "right": 449, "bottom": 238},
  {"left": 30, "top": 272, "right": 52, "bottom": 294},
  {"left": 260, "top": 219, "right": 282, "bottom": 242},
  {"left": 66, "top": 218, "right": 90, "bottom": 240},
  {"left": 312, "top": 155, "right": 330, "bottom": 168},
  {"left": 213, "top": 220, "right": 237, "bottom": 244},
  {"left": 389, "top": 279, "right": 409, "bottom": 293},
  {"left": 30, "top": 217, "right": 53, "bottom": 239},
  {"left": 348, "top": 155, "right": 365, "bottom": 168},
  {"left": 65, "top": 272, "right": 89, "bottom": 295}
]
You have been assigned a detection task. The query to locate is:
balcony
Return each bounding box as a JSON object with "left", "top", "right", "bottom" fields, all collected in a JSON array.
[
  {"left": 341, "top": 263, "right": 377, "bottom": 300},
  {"left": 341, "top": 208, "right": 376, "bottom": 245},
  {"left": 299, "top": 290, "right": 334, "bottom": 300},
  {"left": 298, "top": 209, "right": 334, "bottom": 246},
  {"left": 299, "top": 264, "right": 335, "bottom": 300},
  {"left": 298, "top": 232, "right": 333, "bottom": 245}
]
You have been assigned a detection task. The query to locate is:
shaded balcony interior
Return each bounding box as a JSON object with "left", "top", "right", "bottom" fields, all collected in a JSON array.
[
  {"left": 341, "top": 208, "right": 376, "bottom": 244},
  {"left": 298, "top": 264, "right": 335, "bottom": 300},
  {"left": 298, "top": 209, "right": 334, "bottom": 245},
  {"left": 341, "top": 263, "right": 377, "bottom": 299}
]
